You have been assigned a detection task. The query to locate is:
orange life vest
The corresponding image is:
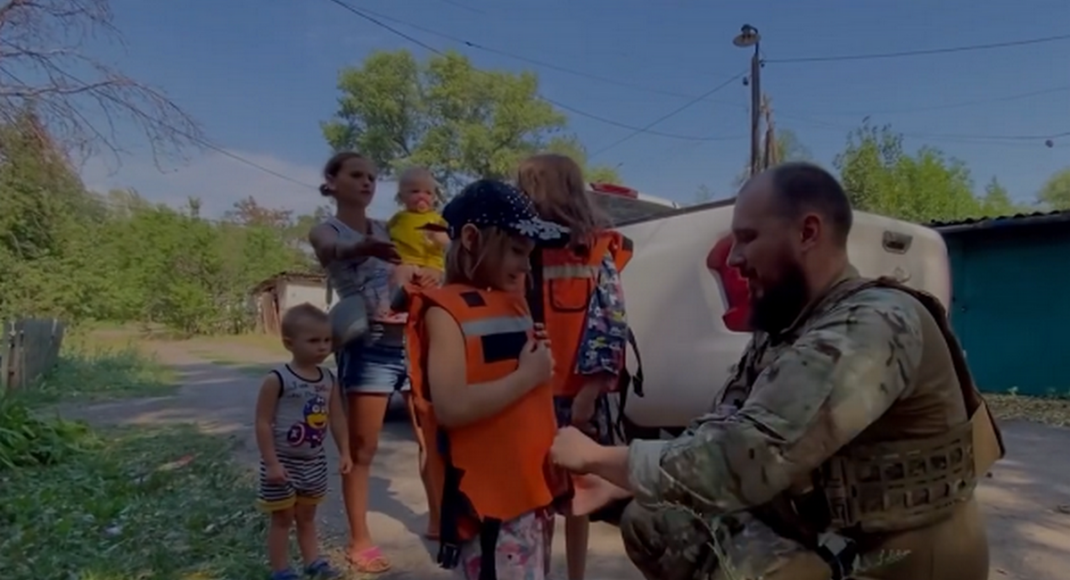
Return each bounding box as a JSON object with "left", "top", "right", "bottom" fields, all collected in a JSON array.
[
  {"left": 403, "top": 283, "right": 560, "bottom": 573},
  {"left": 530, "top": 231, "right": 634, "bottom": 397}
]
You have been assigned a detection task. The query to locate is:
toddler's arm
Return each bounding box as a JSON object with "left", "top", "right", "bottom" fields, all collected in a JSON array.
[
  {"left": 254, "top": 372, "right": 283, "bottom": 466},
  {"left": 327, "top": 372, "right": 350, "bottom": 457}
]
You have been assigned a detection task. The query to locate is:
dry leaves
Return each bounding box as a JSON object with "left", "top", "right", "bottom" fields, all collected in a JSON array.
[{"left": 985, "top": 393, "right": 1070, "bottom": 428}]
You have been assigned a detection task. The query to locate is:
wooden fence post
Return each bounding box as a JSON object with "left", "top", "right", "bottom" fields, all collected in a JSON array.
[{"left": 0, "top": 318, "right": 66, "bottom": 392}]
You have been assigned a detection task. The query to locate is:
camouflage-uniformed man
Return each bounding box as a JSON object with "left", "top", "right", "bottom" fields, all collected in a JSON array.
[{"left": 549, "top": 162, "right": 1005, "bottom": 580}]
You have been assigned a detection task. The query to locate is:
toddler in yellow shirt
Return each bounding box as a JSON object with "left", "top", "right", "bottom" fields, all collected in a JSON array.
[{"left": 387, "top": 167, "right": 449, "bottom": 289}]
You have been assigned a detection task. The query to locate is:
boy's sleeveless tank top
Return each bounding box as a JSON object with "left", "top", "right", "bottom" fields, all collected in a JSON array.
[
  {"left": 271, "top": 364, "right": 334, "bottom": 458},
  {"left": 323, "top": 217, "right": 406, "bottom": 341}
]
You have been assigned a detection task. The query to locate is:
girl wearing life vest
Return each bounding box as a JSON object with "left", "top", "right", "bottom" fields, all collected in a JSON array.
[
  {"left": 404, "top": 179, "right": 569, "bottom": 580},
  {"left": 516, "top": 153, "right": 633, "bottom": 580},
  {"left": 308, "top": 152, "right": 437, "bottom": 574}
]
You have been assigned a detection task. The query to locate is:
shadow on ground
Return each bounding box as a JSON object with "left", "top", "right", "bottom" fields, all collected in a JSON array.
[{"left": 55, "top": 343, "right": 1070, "bottom": 580}]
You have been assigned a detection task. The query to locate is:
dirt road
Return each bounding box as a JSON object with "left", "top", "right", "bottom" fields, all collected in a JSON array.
[{"left": 63, "top": 341, "right": 1070, "bottom": 579}]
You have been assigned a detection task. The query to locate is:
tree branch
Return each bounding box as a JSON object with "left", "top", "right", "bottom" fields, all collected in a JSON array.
[{"left": 0, "top": 0, "right": 204, "bottom": 170}]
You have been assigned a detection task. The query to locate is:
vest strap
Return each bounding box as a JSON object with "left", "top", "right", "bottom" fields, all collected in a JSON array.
[{"left": 478, "top": 519, "right": 502, "bottom": 580}]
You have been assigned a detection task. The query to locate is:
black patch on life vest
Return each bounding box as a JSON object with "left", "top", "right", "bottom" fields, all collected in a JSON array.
[
  {"left": 460, "top": 291, "right": 486, "bottom": 308},
  {"left": 481, "top": 331, "right": 527, "bottom": 364},
  {"left": 621, "top": 235, "right": 634, "bottom": 253}
]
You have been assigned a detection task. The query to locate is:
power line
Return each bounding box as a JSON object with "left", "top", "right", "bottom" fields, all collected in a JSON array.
[
  {"left": 193, "top": 139, "right": 317, "bottom": 189},
  {"left": 587, "top": 71, "right": 748, "bottom": 158},
  {"left": 431, "top": 0, "right": 487, "bottom": 15},
  {"left": 340, "top": 3, "right": 707, "bottom": 101},
  {"left": 0, "top": 65, "right": 320, "bottom": 190},
  {"left": 767, "top": 32, "right": 1070, "bottom": 63},
  {"left": 775, "top": 111, "right": 1070, "bottom": 145},
  {"left": 321, "top": 0, "right": 742, "bottom": 142},
  {"left": 784, "top": 84, "right": 1070, "bottom": 116}
]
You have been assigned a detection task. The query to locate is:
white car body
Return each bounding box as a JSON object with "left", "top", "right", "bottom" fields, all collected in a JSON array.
[{"left": 589, "top": 185, "right": 951, "bottom": 437}]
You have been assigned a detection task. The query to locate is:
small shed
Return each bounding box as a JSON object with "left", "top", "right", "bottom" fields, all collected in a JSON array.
[
  {"left": 251, "top": 271, "right": 332, "bottom": 335},
  {"left": 932, "top": 210, "right": 1070, "bottom": 396}
]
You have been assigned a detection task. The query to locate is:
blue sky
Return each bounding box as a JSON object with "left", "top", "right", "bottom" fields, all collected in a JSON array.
[{"left": 79, "top": 0, "right": 1069, "bottom": 219}]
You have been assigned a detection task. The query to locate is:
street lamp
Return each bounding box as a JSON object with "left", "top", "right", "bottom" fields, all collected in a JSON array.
[{"left": 734, "top": 24, "right": 762, "bottom": 178}]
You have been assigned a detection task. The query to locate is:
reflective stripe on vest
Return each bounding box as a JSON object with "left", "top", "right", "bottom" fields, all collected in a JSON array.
[
  {"left": 461, "top": 315, "right": 532, "bottom": 338},
  {"left": 543, "top": 264, "right": 600, "bottom": 280},
  {"left": 405, "top": 284, "right": 556, "bottom": 528}
]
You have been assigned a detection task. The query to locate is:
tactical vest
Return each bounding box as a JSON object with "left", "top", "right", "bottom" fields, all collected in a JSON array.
[{"left": 755, "top": 277, "right": 1005, "bottom": 554}]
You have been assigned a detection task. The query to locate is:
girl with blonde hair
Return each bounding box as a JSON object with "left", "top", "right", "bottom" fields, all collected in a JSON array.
[{"left": 516, "top": 153, "right": 634, "bottom": 580}]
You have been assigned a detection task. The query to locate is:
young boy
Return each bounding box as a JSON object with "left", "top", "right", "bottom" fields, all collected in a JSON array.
[{"left": 254, "top": 303, "right": 352, "bottom": 580}]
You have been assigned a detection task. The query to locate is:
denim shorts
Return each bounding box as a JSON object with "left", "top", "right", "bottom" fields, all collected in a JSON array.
[{"left": 335, "top": 325, "right": 410, "bottom": 395}]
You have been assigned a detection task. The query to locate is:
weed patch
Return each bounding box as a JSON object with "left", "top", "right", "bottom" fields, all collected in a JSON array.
[
  {"left": 0, "top": 395, "right": 100, "bottom": 469},
  {"left": 0, "top": 424, "right": 265, "bottom": 580},
  {"left": 986, "top": 390, "right": 1070, "bottom": 428},
  {"left": 25, "top": 345, "right": 176, "bottom": 405}
]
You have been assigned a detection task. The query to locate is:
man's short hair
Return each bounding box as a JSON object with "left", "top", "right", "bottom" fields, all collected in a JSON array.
[
  {"left": 281, "top": 302, "right": 329, "bottom": 337},
  {"left": 770, "top": 162, "right": 853, "bottom": 244}
]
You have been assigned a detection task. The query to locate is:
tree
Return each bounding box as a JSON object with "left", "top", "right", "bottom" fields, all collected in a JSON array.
[
  {"left": 321, "top": 49, "right": 620, "bottom": 197},
  {"left": 225, "top": 196, "right": 294, "bottom": 229},
  {"left": 0, "top": 0, "right": 203, "bottom": 165},
  {"left": 771, "top": 129, "right": 812, "bottom": 164},
  {"left": 834, "top": 122, "right": 985, "bottom": 223},
  {"left": 978, "top": 177, "right": 1029, "bottom": 217},
  {"left": 732, "top": 129, "right": 812, "bottom": 186},
  {"left": 1038, "top": 168, "right": 1070, "bottom": 210}
]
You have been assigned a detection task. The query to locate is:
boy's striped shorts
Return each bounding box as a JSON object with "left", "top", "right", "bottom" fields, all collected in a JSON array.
[{"left": 257, "top": 451, "right": 329, "bottom": 512}]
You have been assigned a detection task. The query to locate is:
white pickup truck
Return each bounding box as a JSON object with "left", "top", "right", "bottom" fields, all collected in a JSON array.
[{"left": 588, "top": 182, "right": 951, "bottom": 442}]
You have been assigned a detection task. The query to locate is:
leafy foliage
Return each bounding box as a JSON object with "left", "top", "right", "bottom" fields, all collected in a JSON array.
[
  {"left": 322, "top": 49, "right": 621, "bottom": 194},
  {"left": 1038, "top": 167, "right": 1070, "bottom": 210},
  {"left": 834, "top": 122, "right": 1033, "bottom": 222},
  {"left": 0, "top": 395, "right": 97, "bottom": 469},
  {"left": 0, "top": 115, "right": 314, "bottom": 332}
]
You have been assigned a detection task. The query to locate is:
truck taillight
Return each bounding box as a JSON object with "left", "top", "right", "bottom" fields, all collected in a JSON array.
[
  {"left": 588, "top": 182, "right": 639, "bottom": 198},
  {"left": 706, "top": 235, "right": 752, "bottom": 332}
]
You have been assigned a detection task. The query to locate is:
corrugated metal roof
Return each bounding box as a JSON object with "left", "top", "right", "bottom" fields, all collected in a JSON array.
[{"left": 929, "top": 209, "right": 1070, "bottom": 234}]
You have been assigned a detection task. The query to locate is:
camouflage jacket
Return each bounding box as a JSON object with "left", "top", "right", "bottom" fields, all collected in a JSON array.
[{"left": 627, "top": 267, "right": 926, "bottom": 515}]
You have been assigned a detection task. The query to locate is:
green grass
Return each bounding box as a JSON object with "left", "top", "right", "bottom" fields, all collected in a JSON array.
[
  {"left": 23, "top": 345, "right": 177, "bottom": 406},
  {"left": 0, "top": 422, "right": 266, "bottom": 580}
]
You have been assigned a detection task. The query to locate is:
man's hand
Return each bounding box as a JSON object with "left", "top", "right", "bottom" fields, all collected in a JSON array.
[
  {"left": 551, "top": 426, "right": 604, "bottom": 474},
  {"left": 338, "top": 454, "right": 353, "bottom": 475},
  {"left": 265, "top": 461, "right": 288, "bottom": 484}
]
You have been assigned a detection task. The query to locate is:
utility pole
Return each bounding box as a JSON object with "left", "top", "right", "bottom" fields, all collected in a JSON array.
[
  {"left": 761, "top": 94, "right": 778, "bottom": 169},
  {"left": 733, "top": 24, "right": 762, "bottom": 177}
]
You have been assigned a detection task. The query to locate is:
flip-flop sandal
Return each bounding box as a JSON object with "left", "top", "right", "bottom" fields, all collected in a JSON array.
[{"left": 346, "top": 546, "right": 392, "bottom": 574}]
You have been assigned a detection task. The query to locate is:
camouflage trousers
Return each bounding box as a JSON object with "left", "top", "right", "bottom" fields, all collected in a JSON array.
[{"left": 619, "top": 501, "right": 834, "bottom": 580}]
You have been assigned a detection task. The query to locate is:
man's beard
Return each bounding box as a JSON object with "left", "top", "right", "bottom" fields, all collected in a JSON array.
[{"left": 749, "top": 260, "right": 810, "bottom": 335}]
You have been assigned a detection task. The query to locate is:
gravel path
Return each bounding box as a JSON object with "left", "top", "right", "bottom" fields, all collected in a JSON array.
[{"left": 58, "top": 340, "right": 1070, "bottom": 580}]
